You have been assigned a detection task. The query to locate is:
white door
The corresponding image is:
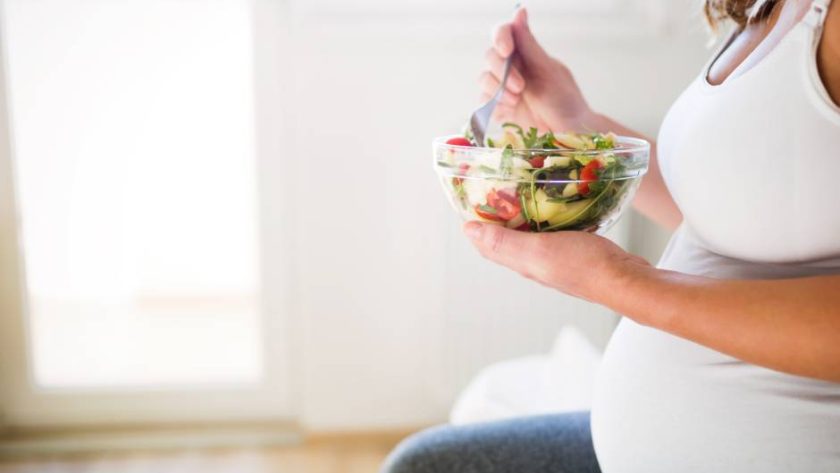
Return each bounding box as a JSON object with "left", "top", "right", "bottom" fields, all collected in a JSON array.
[{"left": 0, "top": 0, "right": 294, "bottom": 427}]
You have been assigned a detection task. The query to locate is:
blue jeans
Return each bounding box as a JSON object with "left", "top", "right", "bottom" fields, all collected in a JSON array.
[{"left": 380, "top": 412, "right": 601, "bottom": 473}]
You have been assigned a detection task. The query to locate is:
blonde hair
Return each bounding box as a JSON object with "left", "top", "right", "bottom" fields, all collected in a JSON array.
[{"left": 704, "top": 0, "right": 778, "bottom": 30}]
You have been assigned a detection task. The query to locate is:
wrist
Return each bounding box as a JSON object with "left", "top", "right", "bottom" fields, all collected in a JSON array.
[
  {"left": 580, "top": 111, "right": 646, "bottom": 142},
  {"left": 579, "top": 110, "right": 611, "bottom": 131},
  {"left": 601, "top": 260, "right": 679, "bottom": 330}
]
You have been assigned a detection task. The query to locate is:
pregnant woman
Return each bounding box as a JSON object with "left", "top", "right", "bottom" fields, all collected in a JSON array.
[{"left": 382, "top": 0, "right": 840, "bottom": 472}]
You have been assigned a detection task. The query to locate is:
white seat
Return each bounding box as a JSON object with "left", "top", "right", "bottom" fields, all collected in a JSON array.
[{"left": 450, "top": 327, "right": 603, "bottom": 425}]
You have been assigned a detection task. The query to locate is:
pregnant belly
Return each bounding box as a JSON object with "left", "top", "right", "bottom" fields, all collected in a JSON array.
[
  {"left": 589, "top": 225, "right": 840, "bottom": 472},
  {"left": 591, "top": 319, "right": 840, "bottom": 473}
]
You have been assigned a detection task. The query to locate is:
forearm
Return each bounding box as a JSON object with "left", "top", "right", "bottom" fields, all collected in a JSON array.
[
  {"left": 605, "top": 265, "right": 840, "bottom": 382},
  {"left": 585, "top": 112, "right": 682, "bottom": 231}
]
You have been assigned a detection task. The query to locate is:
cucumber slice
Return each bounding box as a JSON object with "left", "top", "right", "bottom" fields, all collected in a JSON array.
[
  {"left": 541, "top": 181, "right": 617, "bottom": 230},
  {"left": 524, "top": 189, "right": 567, "bottom": 223},
  {"left": 544, "top": 199, "right": 593, "bottom": 228},
  {"left": 543, "top": 156, "right": 571, "bottom": 168}
]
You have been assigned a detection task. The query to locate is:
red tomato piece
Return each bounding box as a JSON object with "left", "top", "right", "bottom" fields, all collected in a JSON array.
[
  {"left": 446, "top": 137, "right": 474, "bottom": 147},
  {"left": 529, "top": 155, "right": 546, "bottom": 168},
  {"left": 486, "top": 189, "right": 521, "bottom": 221},
  {"left": 578, "top": 160, "right": 603, "bottom": 195}
]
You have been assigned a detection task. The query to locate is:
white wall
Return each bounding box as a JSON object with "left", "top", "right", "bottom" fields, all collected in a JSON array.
[
  {"left": 0, "top": 0, "right": 711, "bottom": 432},
  {"left": 276, "top": 0, "right": 712, "bottom": 431}
]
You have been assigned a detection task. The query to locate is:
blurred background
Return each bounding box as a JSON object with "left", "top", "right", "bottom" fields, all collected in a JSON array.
[{"left": 0, "top": 0, "right": 710, "bottom": 471}]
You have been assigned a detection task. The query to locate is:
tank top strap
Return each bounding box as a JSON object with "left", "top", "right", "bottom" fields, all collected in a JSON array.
[{"left": 803, "top": 0, "right": 832, "bottom": 29}]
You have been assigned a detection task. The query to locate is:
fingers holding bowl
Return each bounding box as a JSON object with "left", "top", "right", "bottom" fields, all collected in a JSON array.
[
  {"left": 463, "top": 222, "right": 556, "bottom": 283},
  {"left": 462, "top": 221, "right": 643, "bottom": 300}
]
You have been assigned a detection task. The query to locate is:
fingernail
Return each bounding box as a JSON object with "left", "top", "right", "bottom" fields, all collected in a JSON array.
[
  {"left": 463, "top": 222, "right": 483, "bottom": 240},
  {"left": 515, "top": 7, "right": 528, "bottom": 25}
]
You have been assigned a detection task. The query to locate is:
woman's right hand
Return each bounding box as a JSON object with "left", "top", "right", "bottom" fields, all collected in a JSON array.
[{"left": 481, "top": 8, "right": 598, "bottom": 132}]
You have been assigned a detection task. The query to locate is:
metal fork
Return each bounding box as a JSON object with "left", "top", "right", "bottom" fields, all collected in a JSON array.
[
  {"left": 469, "top": 52, "right": 513, "bottom": 148},
  {"left": 469, "top": 3, "right": 519, "bottom": 146}
]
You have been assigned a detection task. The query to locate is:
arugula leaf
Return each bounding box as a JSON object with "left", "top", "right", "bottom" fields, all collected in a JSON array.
[
  {"left": 518, "top": 183, "right": 532, "bottom": 222},
  {"left": 593, "top": 134, "right": 612, "bottom": 150},
  {"left": 500, "top": 145, "right": 514, "bottom": 176},
  {"left": 502, "top": 122, "right": 533, "bottom": 149},
  {"left": 587, "top": 180, "right": 608, "bottom": 195},
  {"left": 546, "top": 195, "right": 584, "bottom": 204},
  {"left": 501, "top": 123, "right": 560, "bottom": 149},
  {"left": 525, "top": 127, "right": 538, "bottom": 148},
  {"left": 502, "top": 122, "right": 524, "bottom": 137},
  {"left": 537, "top": 131, "right": 558, "bottom": 149}
]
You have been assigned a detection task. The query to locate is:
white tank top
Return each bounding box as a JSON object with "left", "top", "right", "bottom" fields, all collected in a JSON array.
[{"left": 592, "top": 1, "right": 840, "bottom": 472}]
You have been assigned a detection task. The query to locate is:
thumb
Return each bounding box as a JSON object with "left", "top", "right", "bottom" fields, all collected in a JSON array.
[
  {"left": 511, "top": 8, "right": 548, "bottom": 63},
  {"left": 463, "top": 221, "right": 550, "bottom": 279}
]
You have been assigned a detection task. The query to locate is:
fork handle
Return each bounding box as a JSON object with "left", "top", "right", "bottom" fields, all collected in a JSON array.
[{"left": 493, "top": 54, "right": 513, "bottom": 103}]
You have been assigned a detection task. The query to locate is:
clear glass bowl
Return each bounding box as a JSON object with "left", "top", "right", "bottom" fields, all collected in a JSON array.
[{"left": 433, "top": 135, "right": 650, "bottom": 234}]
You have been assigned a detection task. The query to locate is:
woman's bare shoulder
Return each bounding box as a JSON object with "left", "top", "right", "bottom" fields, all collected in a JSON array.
[
  {"left": 825, "top": 0, "right": 840, "bottom": 43},
  {"left": 818, "top": 0, "right": 840, "bottom": 104}
]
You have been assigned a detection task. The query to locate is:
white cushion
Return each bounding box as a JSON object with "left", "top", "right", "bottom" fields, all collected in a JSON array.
[{"left": 450, "top": 326, "right": 602, "bottom": 425}]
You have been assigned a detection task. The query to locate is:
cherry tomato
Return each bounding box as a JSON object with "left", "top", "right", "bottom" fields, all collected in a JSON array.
[
  {"left": 578, "top": 160, "right": 603, "bottom": 195},
  {"left": 529, "top": 155, "right": 546, "bottom": 168},
  {"left": 486, "top": 189, "right": 521, "bottom": 221},
  {"left": 446, "top": 137, "right": 473, "bottom": 147}
]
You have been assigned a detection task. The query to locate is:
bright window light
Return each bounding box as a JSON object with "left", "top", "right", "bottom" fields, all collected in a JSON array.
[{"left": 3, "top": 0, "right": 262, "bottom": 388}]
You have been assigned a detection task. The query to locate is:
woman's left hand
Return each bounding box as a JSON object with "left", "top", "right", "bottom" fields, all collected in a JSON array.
[{"left": 463, "top": 221, "right": 652, "bottom": 303}]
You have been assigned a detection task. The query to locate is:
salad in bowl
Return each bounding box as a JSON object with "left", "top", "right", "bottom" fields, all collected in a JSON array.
[{"left": 434, "top": 124, "right": 649, "bottom": 234}]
